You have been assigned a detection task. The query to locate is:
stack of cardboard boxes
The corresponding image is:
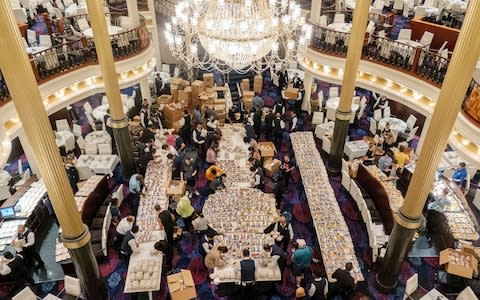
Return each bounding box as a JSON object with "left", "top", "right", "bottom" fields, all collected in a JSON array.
[
  {"left": 253, "top": 74, "right": 263, "bottom": 94},
  {"left": 258, "top": 141, "right": 281, "bottom": 177}
]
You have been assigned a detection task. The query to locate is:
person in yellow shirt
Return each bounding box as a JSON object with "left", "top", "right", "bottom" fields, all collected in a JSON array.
[
  {"left": 394, "top": 145, "right": 410, "bottom": 168},
  {"left": 205, "top": 165, "right": 224, "bottom": 182},
  {"left": 176, "top": 195, "right": 195, "bottom": 232}
]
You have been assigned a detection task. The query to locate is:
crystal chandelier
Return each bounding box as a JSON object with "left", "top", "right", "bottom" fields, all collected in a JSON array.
[{"left": 164, "top": 0, "right": 312, "bottom": 74}]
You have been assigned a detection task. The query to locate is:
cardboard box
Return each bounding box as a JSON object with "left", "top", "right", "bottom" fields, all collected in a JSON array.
[
  {"left": 171, "top": 77, "right": 183, "bottom": 85},
  {"left": 167, "top": 269, "right": 196, "bottom": 300},
  {"left": 203, "top": 73, "right": 214, "bottom": 88},
  {"left": 263, "top": 158, "right": 281, "bottom": 177},
  {"left": 258, "top": 141, "right": 277, "bottom": 158},
  {"left": 157, "top": 94, "right": 173, "bottom": 105},
  {"left": 439, "top": 248, "right": 478, "bottom": 279},
  {"left": 171, "top": 85, "right": 179, "bottom": 102},
  {"left": 164, "top": 105, "right": 183, "bottom": 123},
  {"left": 241, "top": 78, "right": 250, "bottom": 92},
  {"left": 253, "top": 74, "right": 263, "bottom": 93},
  {"left": 167, "top": 180, "right": 186, "bottom": 200},
  {"left": 285, "top": 88, "right": 299, "bottom": 100},
  {"left": 243, "top": 97, "right": 253, "bottom": 111},
  {"left": 178, "top": 88, "right": 191, "bottom": 107},
  {"left": 310, "top": 99, "right": 319, "bottom": 112},
  {"left": 243, "top": 90, "right": 254, "bottom": 100}
]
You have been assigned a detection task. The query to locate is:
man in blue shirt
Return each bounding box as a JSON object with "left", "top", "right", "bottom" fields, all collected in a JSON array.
[
  {"left": 451, "top": 162, "right": 468, "bottom": 186},
  {"left": 128, "top": 174, "right": 146, "bottom": 215}
]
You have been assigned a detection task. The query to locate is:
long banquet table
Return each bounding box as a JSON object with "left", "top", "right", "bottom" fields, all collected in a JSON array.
[{"left": 290, "top": 132, "right": 363, "bottom": 281}]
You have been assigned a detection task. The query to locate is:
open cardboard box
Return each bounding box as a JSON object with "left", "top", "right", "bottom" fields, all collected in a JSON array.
[
  {"left": 167, "top": 180, "right": 186, "bottom": 200},
  {"left": 167, "top": 269, "right": 196, "bottom": 300},
  {"left": 439, "top": 248, "right": 478, "bottom": 279},
  {"left": 258, "top": 141, "right": 277, "bottom": 158},
  {"left": 263, "top": 158, "right": 281, "bottom": 177}
]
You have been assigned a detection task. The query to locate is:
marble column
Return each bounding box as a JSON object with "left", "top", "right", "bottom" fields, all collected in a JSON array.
[
  {"left": 377, "top": 0, "right": 480, "bottom": 290},
  {"left": 301, "top": 72, "right": 313, "bottom": 114},
  {"left": 0, "top": 2, "right": 108, "bottom": 299},
  {"left": 326, "top": 0, "right": 370, "bottom": 175},
  {"left": 86, "top": 0, "right": 136, "bottom": 179},
  {"left": 148, "top": 0, "right": 162, "bottom": 70}
]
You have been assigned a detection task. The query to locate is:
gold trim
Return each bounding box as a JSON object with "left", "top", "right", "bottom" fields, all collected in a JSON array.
[
  {"left": 335, "top": 109, "right": 352, "bottom": 121},
  {"left": 61, "top": 226, "right": 91, "bottom": 249},
  {"left": 394, "top": 210, "right": 423, "bottom": 230},
  {"left": 110, "top": 117, "right": 129, "bottom": 128}
]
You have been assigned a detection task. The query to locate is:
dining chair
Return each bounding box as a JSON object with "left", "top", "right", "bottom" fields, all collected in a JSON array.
[
  {"left": 369, "top": 118, "right": 377, "bottom": 135},
  {"left": 406, "top": 114, "right": 417, "bottom": 129},
  {"left": 397, "top": 29, "right": 412, "bottom": 41},
  {"left": 414, "top": 6, "right": 426, "bottom": 17},
  {"left": 419, "top": 31, "right": 434, "bottom": 47},
  {"left": 329, "top": 86, "right": 339, "bottom": 98},
  {"left": 39, "top": 35, "right": 52, "bottom": 48},
  {"left": 83, "top": 102, "right": 93, "bottom": 114},
  {"left": 373, "top": 109, "right": 382, "bottom": 121},
  {"left": 10, "top": 0, "right": 21, "bottom": 8},
  {"left": 12, "top": 287, "right": 37, "bottom": 300},
  {"left": 72, "top": 124, "right": 83, "bottom": 137},
  {"left": 319, "top": 15, "right": 327, "bottom": 27},
  {"left": 402, "top": 3, "right": 410, "bottom": 17},
  {"left": 406, "top": 126, "right": 419, "bottom": 142},
  {"left": 392, "top": 0, "right": 404, "bottom": 11},
  {"left": 341, "top": 170, "right": 351, "bottom": 192},
  {"left": 13, "top": 7, "right": 28, "bottom": 23},
  {"left": 56, "top": 119, "right": 70, "bottom": 132},
  {"left": 403, "top": 273, "right": 419, "bottom": 300},
  {"left": 312, "top": 111, "right": 324, "bottom": 125},
  {"left": 27, "top": 29, "right": 37, "bottom": 46},
  {"left": 333, "top": 13, "right": 345, "bottom": 24},
  {"left": 357, "top": 104, "right": 366, "bottom": 121},
  {"left": 383, "top": 106, "right": 391, "bottom": 119},
  {"left": 456, "top": 286, "right": 478, "bottom": 300},
  {"left": 85, "top": 142, "right": 97, "bottom": 155},
  {"left": 77, "top": 18, "right": 90, "bottom": 31},
  {"left": 76, "top": 136, "right": 85, "bottom": 153}
]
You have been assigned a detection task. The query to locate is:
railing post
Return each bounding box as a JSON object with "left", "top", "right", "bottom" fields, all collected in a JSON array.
[{"left": 411, "top": 47, "right": 422, "bottom": 74}]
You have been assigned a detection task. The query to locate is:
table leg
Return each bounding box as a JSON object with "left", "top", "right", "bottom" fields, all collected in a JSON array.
[{"left": 149, "top": 291, "right": 153, "bottom": 300}]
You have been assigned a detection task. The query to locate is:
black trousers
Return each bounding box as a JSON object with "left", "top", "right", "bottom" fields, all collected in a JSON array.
[{"left": 22, "top": 246, "right": 44, "bottom": 267}]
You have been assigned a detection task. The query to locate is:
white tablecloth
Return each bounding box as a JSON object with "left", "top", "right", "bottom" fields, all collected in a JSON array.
[
  {"left": 417, "top": 5, "right": 441, "bottom": 17},
  {"left": 378, "top": 117, "right": 408, "bottom": 133},
  {"left": 344, "top": 140, "right": 369, "bottom": 160},
  {"left": 85, "top": 130, "right": 112, "bottom": 145},
  {"left": 0, "top": 171, "right": 12, "bottom": 201},
  {"left": 76, "top": 154, "right": 120, "bottom": 175},
  {"left": 315, "top": 121, "right": 335, "bottom": 139},
  {"left": 325, "top": 97, "right": 359, "bottom": 121},
  {"left": 82, "top": 26, "right": 125, "bottom": 38},
  {"left": 444, "top": 0, "right": 467, "bottom": 12},
  {"left": 327, "top": 23, "right": 352, "bottom": 33},
  {"left": 26, "top": 46, "right": 48, "bottom": 54},
  {"left": 92, "top": 103, "right": 129, "bottom": 121},
  {"left": 55, "top": 131, "right": 75, "bottom": 152},
  {"left": 124, "top": 241, "right": 163, "bottom": 294}
]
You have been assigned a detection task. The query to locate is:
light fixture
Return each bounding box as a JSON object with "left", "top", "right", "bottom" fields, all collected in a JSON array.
[
  {"left": 0, "top": 127, "right": 12, "bottom": 169},
  {"left": 164, "top": 0, "right": 311, "bottom": 74}
]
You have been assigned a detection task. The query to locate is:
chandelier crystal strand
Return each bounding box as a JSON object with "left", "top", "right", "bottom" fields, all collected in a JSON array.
[{"left": 165, "top": 0, "right": 312, "bottom": 74}]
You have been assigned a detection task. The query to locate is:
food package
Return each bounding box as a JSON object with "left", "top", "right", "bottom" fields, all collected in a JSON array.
[
  {"left": 167, "top": 270, "right": 197, "bottom": 300},
  {"left": 439, "top": 248, "right": 478, "bottom": 279},
  {"left": 263, "top": 158, "right": 281, "bottom": 177},
  {"left": 285, "top": 88, "right": 299, "bottom": 100},
  {"left": 253, "top": 74, "right": 263, "bottom": 93},
  {"left": 241, "top": 78, "right": 250, "bottom": 92},
  {"left": 203, "top": 73, "right": 214, "bottom": 88},
  {"left": 258, "top": 141, "right": 277, "bottom": 158},
  {"left": 157, "top": 94, "right": 173, "bottom": 105}
]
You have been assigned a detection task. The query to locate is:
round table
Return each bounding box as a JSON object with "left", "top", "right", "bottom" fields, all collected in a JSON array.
[
  {"left": 325, "top": 97, "right": 359, "bottom": 121},
  {"left": 378, "top": 117, "right": 408, "bottom": 133},
  {"left": 55, "top": 131, "right": 75, "bottom": 152},
  {"left": 92, "top": 104, "right": 128, "bottom": 121},
  {"left": 327, "top": 23, "right": 352, "bottom": 33},
  {"left": 82, "top": 26, "right": 125, "bottom": 38},
  {"left": 85, "top": 131, "right": 112, "bottom": 146}
]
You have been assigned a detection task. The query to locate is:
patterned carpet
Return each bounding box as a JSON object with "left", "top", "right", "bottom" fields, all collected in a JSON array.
[{"left": 1, "top": 75, "right": 434, "bottom": 299}]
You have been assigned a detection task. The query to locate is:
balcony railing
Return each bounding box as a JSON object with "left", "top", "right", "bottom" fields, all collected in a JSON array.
[
  {"left": 0, "top": 71, "right": 10, "bottom": 105},
  {"left": 462, "top": 78, "right": 480, "bottom": 127},
  {"left": 30, "top": 21, "right": 150, "bottom": 83},
  {"left": 307, "top": 22, "right": 450, "bottom": 88}
]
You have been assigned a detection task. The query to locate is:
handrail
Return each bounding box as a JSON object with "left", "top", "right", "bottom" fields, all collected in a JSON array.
[
  {"left": 306, "top": 22, "right": 450, "bottom": 87},
  {"left": 29, "top": 21, "right": 150, "bottom": 83}
]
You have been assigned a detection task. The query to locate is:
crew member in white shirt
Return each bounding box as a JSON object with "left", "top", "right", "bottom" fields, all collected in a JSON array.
[
  {"left": 11, "top": 225, "right": 44, "bottom": 268},
  {"left": 114, "top": 215, "right": 135, "bottom": 249}
]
